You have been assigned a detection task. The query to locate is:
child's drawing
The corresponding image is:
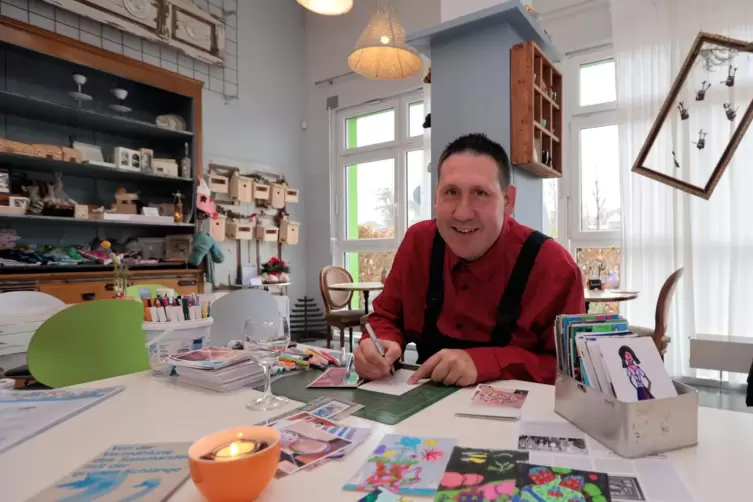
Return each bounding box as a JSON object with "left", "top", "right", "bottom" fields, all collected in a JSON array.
[
  {"left": 434, "top": 448, "right": 528, "bottom": 502},
  {"left": 619, "top": 345, "right": 653, "bottom": 401},
  {"left": 344, "top": 435, "right": 456, "bottom": 496}
]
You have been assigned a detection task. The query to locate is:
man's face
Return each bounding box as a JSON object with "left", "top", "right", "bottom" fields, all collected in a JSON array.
[{"left": 435, "top": 152, "right": 516, "bottom": 261}]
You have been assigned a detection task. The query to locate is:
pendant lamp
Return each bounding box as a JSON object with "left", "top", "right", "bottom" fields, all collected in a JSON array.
[
  {"left": 348, "top": 0, "right": 422, "bottom": 80},
  {"left": 297, "top": 0, "right": 353, "bottom": 16}
]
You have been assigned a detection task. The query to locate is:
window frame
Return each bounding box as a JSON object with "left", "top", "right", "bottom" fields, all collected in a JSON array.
[{"left": 330, "top": 91, "right": 426, "bottom": 272}]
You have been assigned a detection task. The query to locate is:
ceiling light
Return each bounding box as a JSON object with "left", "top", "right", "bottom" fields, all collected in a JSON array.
[
  {"left": 297, "top": 0, "right": 353, "bottom": 16},
  {"left": 348, "top": 0, "right": 422, "bottom": 80}
]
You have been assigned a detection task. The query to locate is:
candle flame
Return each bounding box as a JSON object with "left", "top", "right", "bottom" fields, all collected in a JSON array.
[{"left": 229, "top": 442, "right": 239, "bottom": 456}]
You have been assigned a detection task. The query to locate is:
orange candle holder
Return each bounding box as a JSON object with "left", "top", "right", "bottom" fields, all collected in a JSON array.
[{"left": 189, "top": 426, "right": 280, "bottom": 502}]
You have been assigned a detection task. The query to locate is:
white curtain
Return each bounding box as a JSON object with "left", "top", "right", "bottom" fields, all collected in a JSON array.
[{"left": 611, "top": 0, "right": 753, "bottom": 380}]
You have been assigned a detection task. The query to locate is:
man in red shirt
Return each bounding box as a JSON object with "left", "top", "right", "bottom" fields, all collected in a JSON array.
[{"left": 354, "top": 133, "right": 584, "bottom": 386}]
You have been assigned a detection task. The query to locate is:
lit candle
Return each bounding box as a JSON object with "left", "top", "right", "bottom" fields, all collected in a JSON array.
[{"left": 200, "top": 438, "right": 269, "bottom": 461}]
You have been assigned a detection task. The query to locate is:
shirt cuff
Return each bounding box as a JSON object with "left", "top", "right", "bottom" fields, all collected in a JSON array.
[{"left": 464, "top": 347, "right": 501, "bottom": 383}]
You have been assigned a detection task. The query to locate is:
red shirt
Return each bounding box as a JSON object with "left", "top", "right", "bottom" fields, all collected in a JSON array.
[{"left": 366, "top": 217, "right": 584, "bottom": 385}]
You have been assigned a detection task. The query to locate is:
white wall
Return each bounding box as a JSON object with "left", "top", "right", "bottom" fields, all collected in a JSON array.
[
  {"left": 205, "top": 0, "right": 306, "bottom": 302},
  {"left": 302, "top": 0, "right": 440, "bottom": 302}
]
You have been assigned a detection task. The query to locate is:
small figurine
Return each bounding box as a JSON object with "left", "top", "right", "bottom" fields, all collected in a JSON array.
[
  {"left": 723, "top": 102, "right": 738, "bottom": 121},
  {"left": 672, "top": 151, "right": 680, "bottom": 169},
  {"left": 677, "top": 101, "right": 689, "bottom": 120},
  {"left": 695, "top": 81, "right": 711, "bottom": 101},
  {"left": 693, "top": 129, "right": 707, "bottom": 150},
  {"left": 172, "top": 190, "right": 184, "bottom": 223},
  {"left": 721, "top": 66, "right": 737, "bottom": 87}
]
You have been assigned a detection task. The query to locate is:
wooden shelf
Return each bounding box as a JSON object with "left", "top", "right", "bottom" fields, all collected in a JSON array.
[
  {"left": 511, "top": 41, "right": 564, "bottom": 179},
  {"left": 0, "top": 152, "right": 193, "bottom": 184},
  {"left": 0, "top": 90, "right": 193, "bottom": 141},
  {"left": 0, "top": 213, "right": 195, "bottom": 228}
]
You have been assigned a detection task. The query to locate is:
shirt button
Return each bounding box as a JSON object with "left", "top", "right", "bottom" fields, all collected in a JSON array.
[
  {"left": 456, "top": 323, "right": 462, "bottom": 329},
  {"left": 462, "top": 284, "right": 468, "bottom": 291}
]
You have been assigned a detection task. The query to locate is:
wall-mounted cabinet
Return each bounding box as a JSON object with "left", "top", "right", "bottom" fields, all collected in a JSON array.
[{"left": 511, "top": 41, "right": 563, "bottom": 178}]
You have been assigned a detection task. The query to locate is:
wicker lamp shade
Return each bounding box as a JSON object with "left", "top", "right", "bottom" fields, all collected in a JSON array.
[
  {"left": 347, "top": 0, "right": 422, "bottom": 80},
  {"left": 297, "top": 0, "right": 353, "bottom": 15}
]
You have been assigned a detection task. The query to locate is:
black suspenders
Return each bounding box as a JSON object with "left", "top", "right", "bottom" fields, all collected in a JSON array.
[{"left": 416, "top": 228, "right": 550, "bottom": 363}]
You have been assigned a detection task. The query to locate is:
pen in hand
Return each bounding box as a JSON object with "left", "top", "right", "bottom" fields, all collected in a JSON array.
[{"left": 364, "top": 322, "right": 394, "bottom": 376}]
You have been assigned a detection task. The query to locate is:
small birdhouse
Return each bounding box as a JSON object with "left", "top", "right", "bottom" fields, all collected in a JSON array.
[
  {"left": 252, "top": 182, "right": 270, "bottom": 201},
  {"left": 210, "top": 214, "right": 226, "bottom": 242},
  {"left": 226, "top": 219, "right": 254, "bottom": 240},
  {"left": 279, "top": 220, "right": 300, "bottom": 245},
  {"left": 255, "top": 224, "right": 279, "bottom": 242},
  {"left": 285, "top": 188, "right": 300, "bottom": 204},
  {"left": 208, "top": 174, "right": 229, "bottom": 194},
  {"left": 229, "top": 174, "right": 254, "bottom": 203},
  {"left": 270, "top": 183, "right": 286, "bottom": 209}
]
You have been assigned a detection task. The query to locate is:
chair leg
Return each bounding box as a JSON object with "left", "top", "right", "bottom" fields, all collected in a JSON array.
[
  {"left": 339, "top": 328, "right": 345, "bottom": 350},
  {"left": 348, "top": 327, "right": 353, "bottom": 353},
  {"left": 326, "top": 325, "right": 332, "bottom": 349}
]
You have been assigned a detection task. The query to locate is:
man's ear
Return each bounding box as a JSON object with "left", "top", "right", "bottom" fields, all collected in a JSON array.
[{"left": 504, "top": 184, "right": 517, "bottom": 217}]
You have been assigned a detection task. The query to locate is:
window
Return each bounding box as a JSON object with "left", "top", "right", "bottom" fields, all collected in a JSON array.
[
  {"left": 561, "top": 49, "right": 622, "bottom": 310},
  {"left": 333, "top": 92, "right": 428, "bottom": 290}
]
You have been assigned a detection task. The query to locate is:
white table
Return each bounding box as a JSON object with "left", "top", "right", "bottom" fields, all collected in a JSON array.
[{"left": 1, "top": 373, "right": 751, "bottom": 501}]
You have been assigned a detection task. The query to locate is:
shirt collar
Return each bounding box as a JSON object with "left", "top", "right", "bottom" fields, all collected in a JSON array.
[{"left": 447, "top": 216, "right": 513, "bottom": 281}]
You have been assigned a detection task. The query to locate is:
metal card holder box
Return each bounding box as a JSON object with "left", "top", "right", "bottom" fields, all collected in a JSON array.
[{"left": 554, "top": 373, "right": 698, "bottom": 458}]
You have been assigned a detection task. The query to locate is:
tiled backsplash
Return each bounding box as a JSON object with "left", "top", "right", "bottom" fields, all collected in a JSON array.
[{"left": 0, "top": 0, "right": 239, "bottom": 99}]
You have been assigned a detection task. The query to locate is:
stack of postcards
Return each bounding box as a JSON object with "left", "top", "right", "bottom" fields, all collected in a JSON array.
[{"left": 169, "top": 347, "right": 264, "bottom": 392}]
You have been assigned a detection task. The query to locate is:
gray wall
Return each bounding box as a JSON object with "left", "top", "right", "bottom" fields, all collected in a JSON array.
[{"left": 430, "top": 24, "right": 542, "bottom": 229}]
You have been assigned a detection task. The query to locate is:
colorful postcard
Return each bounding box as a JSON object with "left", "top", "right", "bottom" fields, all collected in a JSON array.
[
  {"left": 515, "top": 464, "right": 612, "bottom": 502},
  {"left": 167, "top": 347, "right": 249, "bottom": 369},
  {"left": 276, "top": 421, "right": 352, "bottom": 476},
  {"left": 308, "top": 398, "right": 362, "bottom": 418},
  {"left": 307, "top": 367, "right": 362, "bottom": 388},
  {"left": 29, "top": 443, "right": 191, "bottom": 502},
  {"left": 344, "top": 434, "right": 457, "bottom": 496},
  {"left": 457, "top": 386, "right": 529, "bottom": 420},
  {"left": 434, "top": 448, "right": 528, "bottom": 502},
  {"left": 358, "top": 487, "right": 413, "bottom": 501},
  {"left": 275, "top": 412, "right": 371, "bottom": 460},
  {"left": 598, "top": 337, "right": 677, "bottom": 402}
]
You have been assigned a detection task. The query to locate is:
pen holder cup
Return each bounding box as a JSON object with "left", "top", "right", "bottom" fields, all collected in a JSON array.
[
  {"left": 554, "top": 373, "right": 699, "bottom": 458},
  {"left": 144, "top": 318, "right": 214, "bottom": 377}
]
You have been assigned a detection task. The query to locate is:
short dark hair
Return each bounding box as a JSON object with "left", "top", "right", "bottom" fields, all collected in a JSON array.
[{"left": 437, "top": 133, "right": 511, "bottom": 189}]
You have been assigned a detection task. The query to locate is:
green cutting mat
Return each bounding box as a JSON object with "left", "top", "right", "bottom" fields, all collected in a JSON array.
[{"left": 271, "top": 365, "right": 460, "bottom": 425}]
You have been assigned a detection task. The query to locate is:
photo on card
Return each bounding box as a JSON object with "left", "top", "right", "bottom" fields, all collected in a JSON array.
[
  {"left": 471, "top": 385, "right": 528, "bottom": 408},
  {"left": 276, "top": 421, "right": 351, "bottom": 476},
  {"left": 309, "top": 399, "right": 355, "bottom": 418},
  {"left": 434, "top": 448, "right": 529, "bottom": 502},
  {"left": 514, "top": 464, "right": 612, "bottom": 502},
  {"left": 517, "top": 435, "right": 588, "bottom": 455},
  {"left": 609, "top": 475, "right": 646, "bottom": 501}
]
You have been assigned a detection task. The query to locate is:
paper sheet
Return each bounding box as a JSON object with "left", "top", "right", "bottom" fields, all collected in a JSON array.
[{"left": 358, "top": 369, "right": 423, "bottom": 396}]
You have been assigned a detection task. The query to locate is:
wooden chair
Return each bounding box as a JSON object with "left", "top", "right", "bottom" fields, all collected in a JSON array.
[
  {"left": 319, "top": 266, "right": 365, "bottom": 351},
  {"left": 629, "top": 268, "right": 684, "bottom": 357}
]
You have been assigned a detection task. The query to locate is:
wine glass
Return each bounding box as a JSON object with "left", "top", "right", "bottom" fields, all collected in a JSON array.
[{"left": 244, "top": 316, "right": 289, "bottom": 411}]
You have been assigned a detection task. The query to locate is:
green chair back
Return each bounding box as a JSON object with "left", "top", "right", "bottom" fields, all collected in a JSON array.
[
  {"left": 125, "top": 283, "right": 168, "bottom": 300},
  {"left": 27, "top": 300, "right": 149, "bottom": 387}
]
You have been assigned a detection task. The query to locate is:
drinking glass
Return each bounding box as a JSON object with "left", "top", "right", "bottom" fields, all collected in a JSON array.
[{"left": 244, "top": 317, "right": 289, "bottom": 411}]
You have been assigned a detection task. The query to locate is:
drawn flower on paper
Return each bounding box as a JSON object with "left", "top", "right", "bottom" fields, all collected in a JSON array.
[
  {"left": 397, "top": 437, "right": 421, "bottom": 450},
  {"left": 421, "top": 448, "right": 444, "bottom": 462},
  {"left": 373, "top": 444, "right": 387, "bottom": 455},
  {"left": 424, "top": 439, "right": 437, "bottom": 447}
]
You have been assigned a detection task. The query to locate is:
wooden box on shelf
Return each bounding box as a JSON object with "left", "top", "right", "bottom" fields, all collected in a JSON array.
[
  {"left": 253, "top": 182, "right": 270, "bottom": 202},
  {"left": 226, "top": 219, "right": 254, "bottom": 240},
  {"left": 510, "top": 41, "right": 563, "bottom": 179},
  {"left": 0, "top": 139, "right": 34, "bottom": 156},
  {"left": 208, "top": 174, "right": 229, "bottom": 193},
  {"left": 270, "top": 183, "right": 286, "bottom": 209},
  {"left": 255, "top": 224, "right": 279, "bottom": 242},
  {"left": 285, "top": 187, "right": 299, "bottom": 204},
  {"left": 279, "top": 220, "right": 299, "bottom": 245},
  {"left": 229, "top": 174, "right": 253, "bottom": 203},
  {"left": 32, "top": 144, "right": 63, "bottom": 161},
  {"left": 165, "top": 235, "right": 193, "bottom": 260},
  {"left": 74, "top": 204, "right": 89, "bottom": 219},
  {"left": 210, "top": 215, "right": 226, "bottom": 242}
]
